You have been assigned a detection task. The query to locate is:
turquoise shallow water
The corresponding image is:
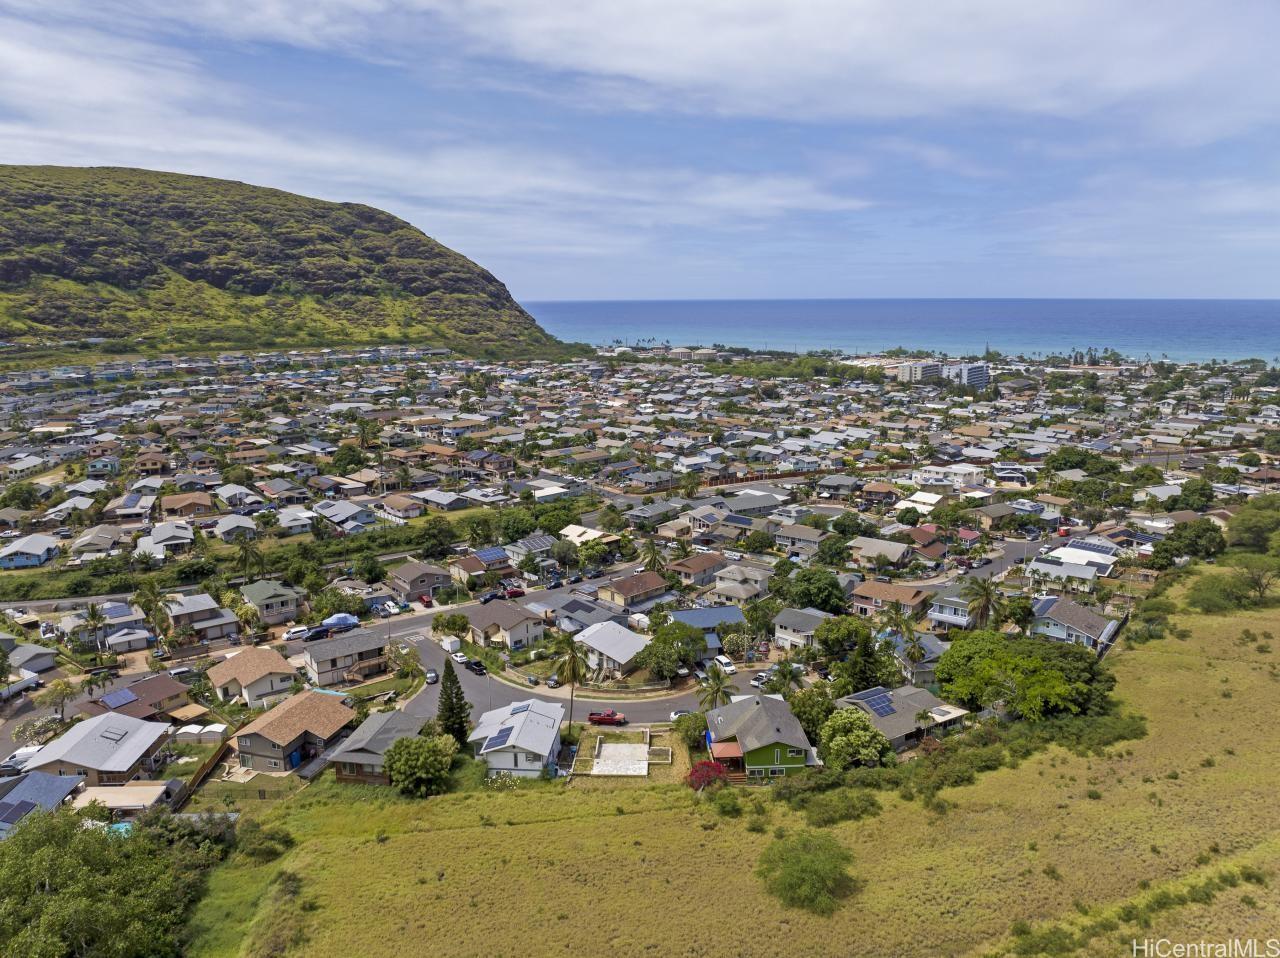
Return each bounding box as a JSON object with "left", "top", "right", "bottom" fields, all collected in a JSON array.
[{"left": 526, "top": 298, "right": 1280, "bottom": 362}]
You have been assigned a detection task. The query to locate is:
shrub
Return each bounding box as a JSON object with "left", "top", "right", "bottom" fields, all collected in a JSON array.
[
  {"left": 801, "top": 788, "right": 882, "bottom": 828},
  {"left": 756, "top": 830, "right": 856, "bottom": 915},
  {"left": 686, "top": 760, "right": 730, "bottom": 791},
  {"left": 711, "top": 788, "right": 742, "bottom": 818},
  {"left": 673, "top": 711, "right": 708, "bottom": 750},
  {"left": 237, "top": 821, "right": 296, "bottom": 862}
]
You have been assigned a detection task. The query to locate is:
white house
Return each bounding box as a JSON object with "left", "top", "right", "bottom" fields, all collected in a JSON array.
[
  {"left": 467, "top": 699, "right": 565, "bottom": 778},
  {"left": 575, "top": 621, "right": 649, "bottom": 677}
]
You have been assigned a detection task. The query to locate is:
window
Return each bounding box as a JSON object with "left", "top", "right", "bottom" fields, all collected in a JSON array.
[
  {"left": 769, "top": 767, "right": 786, "bottom": 777},
  {"left": 747, "top": 768, "right": 766, "bottom": 777},
  {"left": 271, "top": 742, "right": 282, "bottom": 750},
  {"left": 787, "top": 748, "right": 804, "bottom": 758},
  {"left": 267, "top": 759, "right": 281, "bottom": 769},
  {"left": 774, "top": 748, "right": 781, "bottom": 764}
]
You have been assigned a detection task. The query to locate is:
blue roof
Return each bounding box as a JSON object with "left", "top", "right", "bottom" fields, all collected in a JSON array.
[
  {"left": 0, "top": 772, "right": 83, "bottom": 838},
  {"left": 1032, "top": 596, "right": 1057, "bottom": 617},
  {"left": 721, "top": 514, "right": 753, "bottom": 527},
  {"left": 885, "top": 630, "right": 948, "bottom": 664}
]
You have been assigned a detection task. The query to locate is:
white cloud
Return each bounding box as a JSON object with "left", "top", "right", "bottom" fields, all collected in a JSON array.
[{"left": 23, "top": 0, "right": 1280, "bottom": 140}]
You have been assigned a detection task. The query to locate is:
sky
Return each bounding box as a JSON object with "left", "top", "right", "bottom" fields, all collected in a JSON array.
[{"left": 2, "top": 1, "right": 1280, "bottom": 302}]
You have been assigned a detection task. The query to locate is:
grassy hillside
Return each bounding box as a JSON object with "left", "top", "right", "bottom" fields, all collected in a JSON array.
[
  {"left": 0, "top": 165, "right": 571, "bottom": 357},
  {"left": 185, "top": 586, "right": 1280, "bottom": 958}
]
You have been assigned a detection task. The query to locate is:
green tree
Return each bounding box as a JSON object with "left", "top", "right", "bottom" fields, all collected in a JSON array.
[
  {"left": 235, "top": 540, "right": 266, "bottom": 580},
  {"left": 742, "top": 530, "right": 775, "bottom": 554},
  {"left": 355, "top": 418, "right": 381, "bottom": 449},
  {"left": 698, "top": 664, "right": 740, "bottom": 712},
  {"left": 1232, "top": 553, "right": 1280, "bottom": 602},
  {"left": 82, "top": 602, "right": 107, "bottom": 652},
  {"left": 818, "top": 708, "right": 894, "bottom": 769},
  {"left": 673, "top": 710, "right": 708, "bottom": 749},
  {"left": 788, "top": 684, "right": 835, "bottom": 743},
  {"left": 433, "top": 612, "right": 470, "bottom": 638},
  {"left": 961, "top": 576, "right": 1004, "bottom": 630},
  {"left": 756, "top": 830, "right": 855, "bottom": 915},
  {"left": 384, "top": 734, "right": 458, "bottom": 797},
  {"left": 551, "top": 631, "right": 590, "bottom": 731},
  {"left": 436, "top": 661, "right": 472, "bottom": 747},
  {"left": 36, "top": 678, "right": 77, "bottom": 721},
  {"left": 642, "top": 538, "right": 665, "bottom": 573},
  {"left": 787, "top": 567, "right": 847, "bottom": 614},
  {"left": 550, "top": 539, "right": 579, "bottom": 569}
]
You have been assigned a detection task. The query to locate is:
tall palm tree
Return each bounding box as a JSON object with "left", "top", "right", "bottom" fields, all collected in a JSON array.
[
  {"left": 551, "top": 632, "right": 590, "bottom": 733},
  {"left": 961, "top": 576, "right": 1004, "bottom": 630},
  {"left": 902, "top": 631, "right": 928, "bottom": 669},
  {"left": 876, "top": 601, "right": 916, "bottom": 644},
  {"left": 236, "top": 540, "right": 266, "bottom": 580},
  {"left": 698, "top": 664, "right": 739, "bottom": 712},
  {"left": 133, "top": 579, "right": 167, "bottom": 639},
  {"left": 82, "top": 602, "right": 106, "bottom": 653},
  {"left": 672, "top": 538, "right": 693, "bottom": 560},
  {"left": 356, "top": 418, "right": 380, "bottom": 449},
  {"left": 642, "top": 538, "right": 665, "bottom": 573}
]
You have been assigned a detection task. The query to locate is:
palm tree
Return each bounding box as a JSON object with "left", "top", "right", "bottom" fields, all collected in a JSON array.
[
  {"left": 133, "top": 579, "right": 167, "bottom": 638},
  {"left": 36, "top": 679, "right": 76, "bottom": 722},
  {"left": 236, "top": 540, "right": 266, "bottom": 580},
  {"left": 698, "top": 664, "right": 739, "bottom": 712},
  {"left": 902, "top": 631, "right": 928, "bottom": 669},
  {"left": 914, "top": 708, "right": 936, "bottom": 741},
  {"left": 642, "top": 538, "right": 665, "bottom": 573},
  {"left": 82, "top": 602, "right": 107, "bottom": 653},
  {"left": 550, "top": 632, "right": 590, "bottom": 733},
  {"left": 961, "top": 576, "right": 1004, "bottom": 630},
  {"left": 355, "top": 418, "right": 380, "bottom": 449},
  {"left": 672, "top": 538, "right": 693, "bottom": 560},
  {"left": 876, "top": 601, "right": 916, "bottom": 645}
]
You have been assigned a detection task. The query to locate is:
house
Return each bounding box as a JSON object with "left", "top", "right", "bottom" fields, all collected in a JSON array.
[
  {"left": 212, "top": 514, "right": 258, "bottom": 542},
  {"left": 926, "top": 585, "right": 975, "bottom": 633},
  {"left": 705, "top": 694, "right": 818, "bottom": 781},
  {"left": 1032, "top": 595, "right": 1122, "bottom": 652},
  {"left": 575, "top": 621, "right": 649, "bottom": 677},
  {"left": 70, "top": 524, "right": 130, "bottom": 560},
  {"left": 885, "top": 630, "right": 950, "bottom": 688},
  {"left": 666, "top": 551, "right": 728, "bottom": 587},
  {"left": 379, "top": 494, "right": 423, "bottom": 521},
  {"left": 312, "top": 499, "right": 378, "bottom": 533},
  {"left": 773, "top": 523, "right": 828, "bottom": 554},
  {"left": 388, "top": 560, "right": 450, "bottom": 602},
  {"left": 466, "top": 601, "right": 544, "bottom": 651},
  {"left": 534, "top": 594, "right": 624, "bottom": 634},
  {"left": 0, "top": 534, "right": 59, "bottom": 569},
  {"left": 847, "top": 536, "right": 912, "bottom": 569},
  {"left": 24, "top": 712, "right": 172, "bottom": 786},
  {"left": 850, "top": 581, "right": 929, "bottom": 618},
  {"left": 134, "top": 450, "right": 170, "bottom": 475},
  {"left": 160, "top": 492, "right": 213, "bottom": 518},
  {"left": 0, "top": 771, "right": 84, "bottom": 839},
  {"left": 668, "top": 606, "right": 746, "bottom": 657},
  {"left": 133, "top": 520, "right": 195, "bottom": 561},
  {"left": 207, "top": 646, "right": 296, "bottom": 708},
  {"left": 6, "top": 642, "right": 58, "bottom": 674},
  {"left": 772, "top": 607, "right": 835, "bottom": 651},
  {"left": 330, "top": 710, "right": 427, "bottom": 785},
  {"left": 166, "top": 592, "right": 240, "bottom": 642},
  {"left": 467, "top": 699, "right": 565, "bottom": 778},
  {"left": 710, "top": 564, "right": 771, "bottom": 605},
  {"left": 303, "top": 629, "right": 389, "bottom": 686},
  {"left": 504, "top": 533, "right": 559, "bottom": 564},
  {"left": 234, "top": 690, "right": 355, "bottom": 772},
  {"left": 240, "top": 580, "right": 306, "bottom": 626},
  {"left": 80, "top": 673, "right": 191, "bottom": 722},
  {"left": 598, "top": 570, "right": 669, "bottom": 610},
  {"left": 838, "top": 685, "right": 968, "bottom": 752}
]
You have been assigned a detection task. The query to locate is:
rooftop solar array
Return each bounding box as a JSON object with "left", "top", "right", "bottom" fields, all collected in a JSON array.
[
  {"left": 510, "top": 704, "right": 530, "bottom": 715},
  {"left": 100, "top": 689, "right": 138, "bottom": 709},
  {"left": 482, "top": 726, "right": 514, "bottom": 752},
  {"left": 0, "top": 800, "right": 36, "bottom": 825},
  {"left": 851, "top": 686, "right": 896, "bottom": 716}
]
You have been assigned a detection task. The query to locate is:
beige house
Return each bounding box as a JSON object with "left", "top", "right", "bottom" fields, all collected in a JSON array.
[{"left": 206, "top": 647, "right": 296, "bottom": 709}]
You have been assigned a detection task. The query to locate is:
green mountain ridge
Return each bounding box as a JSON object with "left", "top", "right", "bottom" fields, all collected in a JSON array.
[{"left": 0, "top": 165, "right": 570, "bottom": 357}]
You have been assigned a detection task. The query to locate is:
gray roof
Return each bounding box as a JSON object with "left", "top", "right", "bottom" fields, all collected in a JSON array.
[
  {"left": 574, "top": 621, "right": 648, "bottom": 664},
  {"left": 467, "top": 699, "right": 564, "bottom": 757},
  {"left": 8, "top": 643, "right": 56, "bottom": 669},
  {"left": 329, "top": 711, "right": 425, "bottom": 765},
  {"left": 0, "top": 771, "right": 84, "bottom": 838},
  {"left": 26, "top": 713, "right": 170, "bottom": 774},
  {"left": 772, "top": 607, "right": 834, "bottom": 634},
  {"left": 241, "top": 579, "right": 305, "bottom": 605},
  {"left": 706, "top": 694, "right": 810, "bottom": 752},
  {"left": 1036, "top": 596, "right": 1119, "bottom": 641},
  {"left": 305, "top": 628, "right": 387, "bottom": 660}
]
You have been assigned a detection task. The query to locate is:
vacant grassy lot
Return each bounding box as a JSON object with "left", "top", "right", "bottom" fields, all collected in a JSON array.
[{"left": 186, "top": 592, "right": 1280, "bottom": 958}]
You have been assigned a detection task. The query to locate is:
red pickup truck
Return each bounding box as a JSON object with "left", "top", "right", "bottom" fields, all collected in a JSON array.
[{"left": 587, "top": 709, "right": 628, "bottom": 726}]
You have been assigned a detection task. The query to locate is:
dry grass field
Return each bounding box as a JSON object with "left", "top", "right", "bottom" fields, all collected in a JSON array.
[{"left": 186, "top": 593, "right": 1280, "bottom": 958}]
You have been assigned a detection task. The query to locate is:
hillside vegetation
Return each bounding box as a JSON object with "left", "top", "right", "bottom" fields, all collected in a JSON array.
[
  {"left": 0, "top": 165, "right": 568, "bottom": 357},
  {"left": 186, "top": 581, "right": 1280, "bottom": 958}
]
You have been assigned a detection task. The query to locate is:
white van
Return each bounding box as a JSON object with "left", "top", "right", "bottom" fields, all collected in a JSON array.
[{"left": 713, "top": 654, "right": 737, "bottom": 675}]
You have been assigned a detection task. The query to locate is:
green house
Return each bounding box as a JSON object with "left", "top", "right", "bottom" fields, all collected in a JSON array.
[{"left": 705, "top": 694, "right": 818, "bottom": 781}]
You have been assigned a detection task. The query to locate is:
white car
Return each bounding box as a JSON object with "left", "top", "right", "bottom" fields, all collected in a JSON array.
[
  {"left": 749, "top": 673, "right": 768, "bottom": 688},
  {"left": 282, "top": 625, "right": 310, "bottom": 642},
  {"left": 713, "top": 655, "right": 737, "bottom": 675},
  {"left": 451, "top": 651, "right": 469, "bottom": 665}
]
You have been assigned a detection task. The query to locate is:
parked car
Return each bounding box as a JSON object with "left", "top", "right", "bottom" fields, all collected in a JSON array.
[
  {"left": 465, "top": 660, "right": 487, "bottom": 676},
  {"left": 693, "top": 667, "right": 709, "bottom": 683},
  {"left": 504, "top": 587, "right": 526, "bottom": 599},
  {"left": 567, "top": 574, "right": 583, "bottom": 584},
  {"left": 525, "top": 674, "right": 540, "bottom": 686},
  {"left": 478, "top": 591, "right": 501, "bottom": 604},
  {"left": 588, "top": 709, "right": 627, "bottom": 726},
  {"left": 282, "top": 625, "right": 310, "bottom": 642},
  {"left": 305, "top": 626, "right": 331, "bottom": 642},
  {"left": 545, "top": 676, "right": 562, "bottom": 689},
  {"left": 669, "top": 709, "right": 691, "bottom": 722},
  {"left": 972, "top": 556, "right": 992, "bottom": 567},
  {"left": 713, "top": 654, "right": 738, "bottom": 675},
  {"left": 450, "top": 651, "right": 469, "bottom": 665},
  {"left": 749, "top": 673, "right": 768, "bottom": 688},
  {"left": 424, "top": 669, "right": 439, "bottom": 685},
  {"left": 675, "top": 664, "right": 690, "bottom": 678}
]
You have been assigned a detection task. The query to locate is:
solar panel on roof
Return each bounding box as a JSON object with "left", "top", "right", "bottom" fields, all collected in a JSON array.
[
  {"left": 0, "top": 800, "right": 36, "bottom": 825},
  {"left": 100, "top": 727, "right": 128, "bottom": 743},
  {"left": 510, "top": 704, "right": 530, "bottom": 715},
  {"left": 483, "top": 726, "right": 514, "bottom": 752},
  {"left": 100, "top": 689, "right": 138, "bottom": 709}
]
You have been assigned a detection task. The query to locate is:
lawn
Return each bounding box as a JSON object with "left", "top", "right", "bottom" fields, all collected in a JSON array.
[{"left": 185, "top": 587, "right": 1280, "bottom": 958}]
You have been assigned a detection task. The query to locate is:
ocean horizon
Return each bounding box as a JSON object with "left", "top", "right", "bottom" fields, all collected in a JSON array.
[{"left": 525, "top": 298, "right": 1280, "bottom": 363}]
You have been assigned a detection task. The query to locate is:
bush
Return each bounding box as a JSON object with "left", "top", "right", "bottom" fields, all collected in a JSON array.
[
  {"left": 686, "top": 760, "right": 730, "bottom": 791},
  {"left": 673, "top": 711, "right": 708, "bottom": 750},
  {"left": 236, "top": 821, "right": 296, "bottom": 862},
  {"left": 711, "top": 788, "right": 742, "bottom": 817},
  {"left": 756, "top": 830, "right": 856, "bottom": 915},
  {"left": 801, "top": 788, "right": 882, "bottom": 828}
]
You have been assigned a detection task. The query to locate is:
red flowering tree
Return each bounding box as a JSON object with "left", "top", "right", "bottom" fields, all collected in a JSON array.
[{"left": 686, "top": 760, "right": 730, "bottom": 791}]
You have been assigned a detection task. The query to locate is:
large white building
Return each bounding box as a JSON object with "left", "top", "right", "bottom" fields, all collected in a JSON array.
[{"left": 468, "top": 699, "right": 565, "bottom": 778}]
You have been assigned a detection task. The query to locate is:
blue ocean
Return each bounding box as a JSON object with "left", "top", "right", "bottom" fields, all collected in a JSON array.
[{"left": 525, "top": 299, "right": 1280, "bottom": 363}]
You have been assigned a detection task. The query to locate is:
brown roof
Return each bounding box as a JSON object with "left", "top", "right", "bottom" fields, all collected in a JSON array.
[
  {"left": 236, "top": 690, "right": 354, "bottom": 747},
  {"left": 667, "top": 552, "right": 727, "bottom": 574},
  {"left": 605, "top": 570, "right": 667, "bottom": 598},
  {"left": 852, "top": 581, "right": 928, "bottom": 605},
  {"left": 207, "top": 646, "right": 294, "bottom": 690}
]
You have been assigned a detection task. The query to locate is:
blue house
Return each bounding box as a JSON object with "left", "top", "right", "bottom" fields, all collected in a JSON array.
[
  {"left": 669, "top": 606, "right": 747, "bottom": 657},
  {"left": 0, "top": 534, "right": 59, "bottom": 570}
]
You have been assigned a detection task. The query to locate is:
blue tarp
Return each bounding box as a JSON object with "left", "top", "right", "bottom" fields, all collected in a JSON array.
[{"left": 322, "top": 613, "right": 359, "bottom": 627}]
